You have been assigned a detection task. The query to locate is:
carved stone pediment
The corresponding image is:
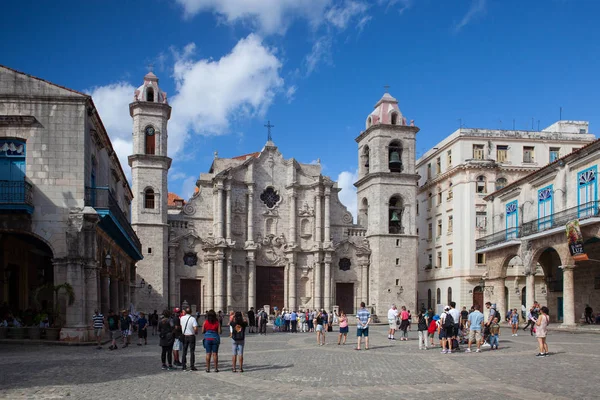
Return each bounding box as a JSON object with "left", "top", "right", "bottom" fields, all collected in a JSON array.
[
  {"left": 232, "top": 197, "right": 245, "bottom": 214},
  {"left": 298, "top": 202, "right": 314, "bottom": 217},
  {"left": 256, "top": 234, "right": 287, "bottom": 266}
]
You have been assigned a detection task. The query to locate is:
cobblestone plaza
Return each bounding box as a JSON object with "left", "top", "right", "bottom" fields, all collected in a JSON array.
[{"left": 1, "top": 325, "right": 597, "bottom": 400}]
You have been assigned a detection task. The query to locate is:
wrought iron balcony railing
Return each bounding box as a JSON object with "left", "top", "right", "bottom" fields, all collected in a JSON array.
[
  {"left": 476, "top": 201, "right": 600, "bottom": 250},
  {"left": 0, "top": 180, "right": 33, "bottom": 207},
  {"left": 85, "top": 187, "right": 141, "bottom": 251}
]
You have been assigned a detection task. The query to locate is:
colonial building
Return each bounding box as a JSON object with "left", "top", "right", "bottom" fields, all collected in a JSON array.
[
  {"left": 131, "top": 77, "right": 419, "bottom": 316},
  {"left": 0, "top": 65, "right": 143, "bottom": 341},
  {"left": 416, "top": 123, "right": 595, "bottom": 313},
  {"left": 476, "top": 138, "right": 600, "bottom": 324}
]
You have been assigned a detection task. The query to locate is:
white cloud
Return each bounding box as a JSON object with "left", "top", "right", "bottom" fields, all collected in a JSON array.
[
  {"left": 325, "top": 0, "right": 369, "bottom": 29},
  {"left": 169, "top": 171, "right": 188, "bottom": 181},
  {"left": 454, "top": 0, "right": 487, "bottom": 32},
  {"left": 181, "top": 175, "right": 198, "bottom": 199},
  {"left": 169, "top": 34, "right": 284, "bottom": 155},
  {"left": 86, "top": 82, "right": 136, "bottom": 181},
  {"left": 175, "top": 0, "right": 330, "bottom": 35},
  {"left": 305, "top": 36, "right": 333, "bottom": 75},
  {"left": 285, "top": 85, "right": 297, "bottom": 103},
  {"left": 337, "top": 169, "right": 358, "bottom": 223},
  {"left": 380, "top": 0, "right": 412, "bottom": 14}
]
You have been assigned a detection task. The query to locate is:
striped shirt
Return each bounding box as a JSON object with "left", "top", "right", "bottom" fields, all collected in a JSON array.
[
  {"left": 92, "top": 313, "right": 104, "bottom": 329},
  {"left": 356, "top": 308, "right": 370, "bottom": 327}
]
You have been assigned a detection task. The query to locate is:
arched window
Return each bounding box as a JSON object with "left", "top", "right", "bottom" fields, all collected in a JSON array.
[
  {"left": 447, "top": 287, "right": 452, "bottom": 303},
  {"left": 145, "top": 126, "right": 156, "bottom": 155},
  {"left": 389, "top": 141, "right": 403, "bottom": 172},
  {"left": 391, "top": 112, "right": 398, "bottom": 125},
  {"left": 388, "top": 196, "right": 404, "bottom": 234},
  {"left": 363, "top": 146, "right": 370, "bottom": 172},
  {"left": 476, "top": 175, "right": 486, "bottom": 194},
  {"left": 144, "top": 188, "right": 155, "bottom": 209},
  {"left": 495, "top": 177, "right": 508, "bottom": 191},
  {"left": 146, "top": 87, "right": 154, "bottom": 102},
  {"left": 359, "top": 198, "right": 369, "bottom": 228},
  {"left": 427, "top": 289, "right": 432, "bottom": 309},
  {"left": 266, "top": 218, "right": 274, "bottom": 235},
  {"left": 436, "top": 288, "right": 441, "bottom": 305}
]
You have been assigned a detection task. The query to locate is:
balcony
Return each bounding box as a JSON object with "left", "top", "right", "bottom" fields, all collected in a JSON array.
[
  {"left": 85, "top": 187, "right": 142, "bottom": 260},
  {"left": 476, "top": 201, "right": 600, "bottom": 251},
  {"left": 0, "top": 180, "right": 34, "bottom": 214}
]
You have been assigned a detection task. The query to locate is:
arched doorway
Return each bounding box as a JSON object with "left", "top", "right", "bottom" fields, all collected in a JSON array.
[
  {"left": 473, "top": 286, "right": 483, "bottom": 309},
  {"left": 537, "top": 247, "right": 563, "bottom": 322},
  {"left": 0, "top": 232, "right": 54, "bottom": 324}
]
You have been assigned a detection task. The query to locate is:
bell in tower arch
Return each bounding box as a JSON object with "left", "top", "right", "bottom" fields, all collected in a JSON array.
[{"left": 389, "top": 150, "right": 402, "bottom": 172}]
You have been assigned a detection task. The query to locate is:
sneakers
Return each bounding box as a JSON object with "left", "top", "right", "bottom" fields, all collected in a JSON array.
[
  {"left": 162, "top": 365, "right": 168, "bottom": 370},
  {"left": 191, "top": 367, "right": 198, "bottom": 371},
  {"left": 167, "top": 366, "right": 175, "bottom": 371},
  {"left": 174, "top": 361, "right": 182, "bottom": 367},
  {"left": 441, "top": 350, "right": 447, "bottom": 354},
  {"left": 465, "top": 348, "right": 471, "bottom": 353},
  {"left": 475, "top": 349, "right": 481, "bottom": 353},
  {"left": 536, "top": 353, "right": 546, "bottom": 357}
]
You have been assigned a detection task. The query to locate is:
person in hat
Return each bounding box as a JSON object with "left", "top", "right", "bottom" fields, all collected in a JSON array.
[{"left": 439, "top": 306, "right": 450, "bottom": 353}]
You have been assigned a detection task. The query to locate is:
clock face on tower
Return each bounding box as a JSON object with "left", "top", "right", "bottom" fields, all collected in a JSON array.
[{"left": 145, "top": 126, "right": 155, "bottom": 136}]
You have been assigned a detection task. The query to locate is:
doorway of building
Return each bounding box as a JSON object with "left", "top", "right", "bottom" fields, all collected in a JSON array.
[
  {"left": 557, "top": 297, "right": 563, "bottom": 322},
  {"left": 256, "top": 266, "right": 284, "bottom": 311},
  {"left": 336, "top": 283, "right": 354, "bottom": 314},
  {"left": 180, "top": 279, "right": 201, "bottom": 311},
  {"left": 473, "top": 286, "right": 483, "bottom": 309}
]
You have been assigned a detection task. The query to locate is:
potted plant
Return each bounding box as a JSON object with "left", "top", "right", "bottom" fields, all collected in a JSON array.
[
  {"left": 27, "top": 314, "right": 45, "bottom": 340},
  {"left": 34, "top": 282, "right": 75, "bottom": 340}
]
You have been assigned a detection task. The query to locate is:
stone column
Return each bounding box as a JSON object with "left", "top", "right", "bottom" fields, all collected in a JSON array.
[
  {"left": 562, "top": 265, "right": 576, "bottom": 325},
  {"left": 289, "top": 261, "right": 296, "bottom": 311},
  {"left": 492, "top": 278, "right": 506, "bottom": 320},
  {"left": 247, "top": 185, "right": 254, "bottom": 242},
  {"left": 226, "top": 253, "right": 233, "bottom": 310},
  {"left": 168, "top": 248, "right": 177, "bottom": 309},
  {"left": 314, "top": 260, "right": 322, "bottom": 310},
  {"left": 101, "top": 273, "right": 110, "bottom": 315},
  {"left": 217, "top": 184, "right": 225, "bottom": 238},
  {"left": 289, "top": 190, "right": 296, "bottom": 244},
  {"left": 216, "top": 253, "right": 225, "bottom": 312},
  {"left": 206, "top": 258, "right": 214, "bottom": 311},
  {"left": 247, "top": 255, "right": 256, "bottom": 310},
  {"left": 361, "top": 264, "right": 369, "bottom": 305},
  {"left": 225, "top": 183, "right": 232, "bottom": 240},
  {"left": 85, "top": 262, "right": 99, "bottom": 325},
  {"left": 324, "top": 187, "right": 331, "bottom": 243},
  {"left": 526, "top": 272, "right": 535, "bottom": 308},
  {"left": 315, "top": 189, "right": 322, "bottom": 243},
  {"left": 117, "top": 280, "right": 123, "bottom": 311},
  {"left": 324, "top": 259, "right": 331, "bottom": 312},
  {"left": 284, "top": 264, "right": 289, "bottom": 310}
]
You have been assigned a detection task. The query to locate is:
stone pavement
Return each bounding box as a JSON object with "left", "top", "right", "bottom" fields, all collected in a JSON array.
[{"left": 0, "top": 325, "right": 598, "bottom": 400}]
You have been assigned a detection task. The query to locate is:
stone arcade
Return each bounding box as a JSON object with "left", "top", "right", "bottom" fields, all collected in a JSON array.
[{"left": 130, "top": 72, "right": 419, "bottom": 316}]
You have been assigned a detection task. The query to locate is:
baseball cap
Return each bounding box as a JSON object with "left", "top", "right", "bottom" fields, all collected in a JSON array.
[
  {"left": 444, "top": 306, "right": 450, "bottom": 311},
  {"left": 433, "top": 315, "right": 440, "bottom": 321},
  {"left": 174, "top": 307, "right": 180, "bottom": 313}
]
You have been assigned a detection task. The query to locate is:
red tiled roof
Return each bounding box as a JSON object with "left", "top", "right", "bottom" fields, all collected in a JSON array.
[
  {"left": 232, "top": 152, "right": 260, "bottom": 160},
  {"left": 168, "top": 192, "right": 185, "bottom": 206}
]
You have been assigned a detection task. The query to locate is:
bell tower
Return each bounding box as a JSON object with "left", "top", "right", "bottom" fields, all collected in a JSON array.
[
  {"left": 354, "top": 91, "right": 419, "bottom": 316},
  {"left": 129, "top": 71, "right": 172, "bottom": 311}
]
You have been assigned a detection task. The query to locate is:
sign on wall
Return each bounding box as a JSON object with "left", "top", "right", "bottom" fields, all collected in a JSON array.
[{"left": 566, "top": 219, "right": 588, "bottom": 261}]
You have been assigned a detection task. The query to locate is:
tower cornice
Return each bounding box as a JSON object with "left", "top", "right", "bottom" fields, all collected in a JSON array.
[
  {"left": 129, "top": 101, "right": 172, "bottom": 119},
  {"left": 355, "top": 124, "right": 419, "bottom": 143}
]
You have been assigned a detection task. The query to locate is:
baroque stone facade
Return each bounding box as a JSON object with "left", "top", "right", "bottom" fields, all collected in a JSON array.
[{"left": 131, "top": 74, "right": 418, "bottom": 315}]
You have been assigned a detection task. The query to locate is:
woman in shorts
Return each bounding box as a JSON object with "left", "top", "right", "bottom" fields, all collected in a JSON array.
[
  {"left": 510, "top": 308, "right": 519, "bottom": 336},
  {"left": 337, "top": 311, "right": 348, "bottom": 345},
  {"left": 229, "top": 312, "right": 248, "bottom": 372},
  {"left": 535, "top": 306, "right": 550, "bottom": 357},
  {"left": 203, "top": 310, "right": 222, "bottom": 372},
  {"left": 314, "top": 311, "right": 325, "bottom": 346}
]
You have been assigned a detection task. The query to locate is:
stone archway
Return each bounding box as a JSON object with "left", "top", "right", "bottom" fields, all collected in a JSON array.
[{"left": 0, "top": 231, "right": 54, "bottom": 319}]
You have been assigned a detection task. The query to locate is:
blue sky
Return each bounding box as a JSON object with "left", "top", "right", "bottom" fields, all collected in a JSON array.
[{"left": 2, "top": 0, "right": 599, "bottom": 218}]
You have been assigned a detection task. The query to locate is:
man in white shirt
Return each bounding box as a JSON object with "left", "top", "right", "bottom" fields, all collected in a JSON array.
[
  {"left": 448, "top": 302, "right": 461, "bottom": 352},
  {"left": 387, "top": 305, "right": 399, "bottom": 341},
  {"left": 179, "top": 308, "right": 199, "bottom": 371}
]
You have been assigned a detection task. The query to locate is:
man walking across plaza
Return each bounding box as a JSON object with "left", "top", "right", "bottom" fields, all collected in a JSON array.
[
  {"left": 92, "top": 309, "right": 105, "bottom": 349},
  {"left": 180, "top": 307, "right": 199, "bottom": 371},
  {"left": 355, "top": 302, "right": 371, "bottom": 350},
  {"left": 171, "top": 308, "right": 182, "bottom": 366},
  {"left": 137, "top": 312, "right": 148, "bottom": 346},
  {"left": 107, "top": 309, "right": 120, "bottom": 350},
  {"left": 387, "top": 304, "right": 399, "bottom": 341}
]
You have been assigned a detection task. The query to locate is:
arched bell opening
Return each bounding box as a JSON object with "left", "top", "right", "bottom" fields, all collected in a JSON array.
[
  {"left": 388, "top": 196, "right": 404, "bottom": 234},
  {"left": 388, "top": 141, "right": 403, "bottom": 172}
]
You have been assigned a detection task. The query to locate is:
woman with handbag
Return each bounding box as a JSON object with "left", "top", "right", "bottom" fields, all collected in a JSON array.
[
  {"left": 158, "top": 311, "right": 175, "bottom": 370},
  {"left": 203, "top": 310, "right": 222, "bottom": 372}
]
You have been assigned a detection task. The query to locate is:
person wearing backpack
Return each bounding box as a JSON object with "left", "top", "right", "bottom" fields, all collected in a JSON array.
[
  {"left": 229, "top": 311, "right": 248, "bottom": 372},
  {"left": 417, "top": 310, "right": 429, "bottom": 350},
  {"left": 448, "top": 302, "right": 460, "bottom": 352},
  {"left": 440, "top": 306, "right": 454, "bottom": 354}
]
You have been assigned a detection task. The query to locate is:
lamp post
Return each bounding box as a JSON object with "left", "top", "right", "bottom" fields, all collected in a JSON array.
[{"left": 105, "top": 253, "right": 112, "bottom": 273}]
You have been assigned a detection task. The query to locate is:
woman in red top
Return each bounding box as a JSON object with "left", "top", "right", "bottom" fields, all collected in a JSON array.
[
  {"left": 399, "top": 306, "right": 410, "bottom": 341},
  {"left": 202, "top": 310, "right": 222, "bottom": 372}
]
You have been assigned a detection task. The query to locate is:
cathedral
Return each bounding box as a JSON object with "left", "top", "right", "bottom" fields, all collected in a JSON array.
[{"left": 130, "top": 72, "right": 418, "bottom": 316}]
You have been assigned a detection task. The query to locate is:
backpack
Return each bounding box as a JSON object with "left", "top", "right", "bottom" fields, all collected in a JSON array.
[
  {"left": 443, "top": 312, "right": 454, "bottom": 329},
  {"left": 231, "top": 323, "right": 245, "bottom": 341},
  {"left": 427, "top": 320, "right": 437, "bottom": 334}
]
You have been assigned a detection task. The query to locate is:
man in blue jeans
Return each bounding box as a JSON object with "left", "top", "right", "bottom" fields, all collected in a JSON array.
[
  {"left": 179, "top": 308, "right": 198, "bottom": 371},
  {"left": 355, "top": 302, "right": 371, "bottom": 350}
]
